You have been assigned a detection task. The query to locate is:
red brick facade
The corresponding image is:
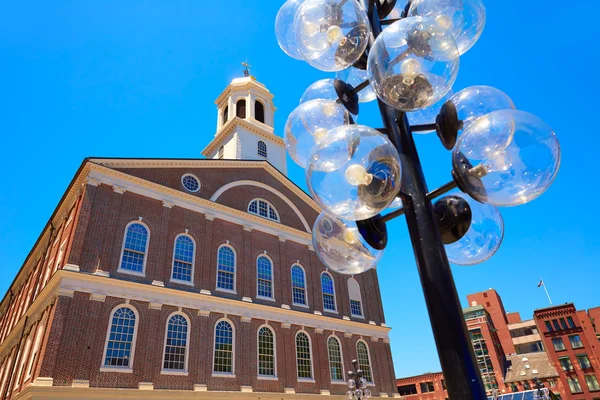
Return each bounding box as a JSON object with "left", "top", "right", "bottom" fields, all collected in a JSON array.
[{"left": 0, "top": 159, "right": 397, "bottom": 399}]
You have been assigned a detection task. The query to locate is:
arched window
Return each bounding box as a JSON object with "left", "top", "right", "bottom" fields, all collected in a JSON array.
[
  {"left": 218, "top": 145, "right": 224, "bottom": 159},
  {"left": 257, "top": 255, "right": 273, "bottom": 299},
  {"left": 257, "top": 326, "right": 276, "bottom": 377},
  {"left": 327, "top": 336, "right": 344, "bottom": 381},
  {"left": 296, "top": 331, "right": 312, "bottom": 379},
  {"left": 248, "top": 198, "right": 279, "bottom": 222},
  {"left": 162, "top": 314, "right": 189, "bottom": 372},
  {"left": 255, "top": 100, "right": 265, "bottom": 123},
  {"left": 321, "top": 272, "right": 337, "bottom": 312},
  {"left": 216, "top": 245, "right": 236, "bottom": 292},
  {"left": 348, "top": 278, "right": 363, "bottom": 317},
  {"left": 258, "top": 140, "right": 267, "bottom": 157},
  {"left": 213, "top": 320, "right": 234, "bottom": 374},
  {"left": 172, "top": 235, "right": 195, "bottom": 283},
  {"left": 223, "top": 106, "right": 229, "bottom": 125},
  {"left": 119, "top": 222, "right": 149, "bottom": 274},
  {"left": 291, "top": 265, "right": 307, "bottom": 306},
  {"left": 356, "top": 340, "right": 373, "bottom": 383},
  {"left": 236, "top": 99, "right": 246, "bottom": 119},
  {"left": 103, "top": 306, "right": 138, "bottom": 369}
]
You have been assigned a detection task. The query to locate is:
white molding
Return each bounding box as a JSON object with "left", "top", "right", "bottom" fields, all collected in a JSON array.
[
  {"left": 211, "top": 373, "right": 236, "bottom": 378},
  {"left": 193, "top": 384, "right": 207, "bottom": 392},
  {"left": 242, "top": 297, "right": 253, "bottom": 303},
  {"left": 198, "top": 309, "right": 211, "bottom": 317},
  {"left": 240, "top": 386, "right": 253, "bottom": 393},
  {"left": 138, "top": 382, "right": 154, "bottom": 390},
  {"left": 162, "top": 200, "right": 174, "bottom": 209},
  {"left": 315, "top": 328, "right": 324, "bottom": 334},
  {"left": 63, "top": 264, "right": 80, "bottom": 272},
  {"left": 282, "top": 323, "right": 292, "bottom": 329},
  {"left": 204, "top": 213, "right": 216, "bottom": 221},
  {"left": 257, "top": 376, "right": 279, "bottom": 381},
  {"left": 241, "top": 316, "right": 252, "bottom": 323},
  {"left": 344, "top": 333, "right": 353, "bottom": 339},
  {"left": 211, "top": 180, "right": 311, "bottom": 232},
  {"left": 99, "top": 366, "right": 133, "bottom": 374},
  {"left": 149, "top": 302, "right": 162, "bottom": 310},
  {"left": 151, "top": 280, "right": 165, "bottom": 287},
  {"left": 343, "top": 316, "right": 351, "bottom": 321},
  {"left": 86, "top": 177, "right": 101, "bottom": 187},
  {"left": 32, "top": 377, "right": 53, "bottom": 387},
  {"left": 278, "top": 235, "right": 287, "bottom": 242},
  {"left": 94, "top": 270, "right": 110, "bottom": 278},
  {"left": 284, "top": 388, "right": 296, "bottom": 394},
  {"left": 320, "top": 390, "right": 331, "bottom": 395},
  {"left": 200, "top": 289, "right": 212, "bottom": 296},
  {"left": 243, "top": 224, "right": 253, "bottom": 232},
  {"left": 112, "top": 185, "right": 126, "bottom": 194},
  {"left": 281, "top": 304, "right": 291, "bottom": 310},
  {"left": 71, "top": 379, "right": 89, "bottom": 388},
  {"left": 58, "top": 288, "right": 74, "bottom": 298},
  {"left": 90, "top": 293, "right": 106, "bottom": 303},
  {"left": 161, "top": 370, "right": 188, "bottom": 376}
]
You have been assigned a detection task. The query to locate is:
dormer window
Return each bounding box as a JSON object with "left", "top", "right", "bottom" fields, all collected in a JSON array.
[
  {"left": 258, "top": 141, "right": 267, "bottom": 157},
  {"left": 255, "top": 100, "right": 265, "bottom": 123},
  {"left": 248, "top": 199, "right": 279, "bottom": 222}
]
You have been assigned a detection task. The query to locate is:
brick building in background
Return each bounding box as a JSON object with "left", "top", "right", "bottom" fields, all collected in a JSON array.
[
  {"left": 0, "top": 76, "right": 399, "bottom": 400},
  {"left": 396, "top": 289, "right": 600, "bottom": 399}
]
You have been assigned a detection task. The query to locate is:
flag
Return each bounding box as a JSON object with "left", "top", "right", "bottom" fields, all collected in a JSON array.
[{"left": 537, "top": 279, "right": 543, "bottom": 288}]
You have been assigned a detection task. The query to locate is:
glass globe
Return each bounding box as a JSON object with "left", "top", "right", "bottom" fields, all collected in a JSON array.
[
  {"left": 408, "top": 0, "right": 486, "bottom": 55},
  {"left": 275, "top": 0, "right": 306, "bottom": 60},
  {"left": 294, "top": 0, "right": 371, "bottom": 71},
  {"left": 452, "top": 110, "right": 561, "bottom": 206},
  {"left": 407, "top": 89, "right": 454, "bottom": 133},
  {"left": 443, "top": 192, "right": 503, "bottom": 265},
  {"left": 364, "top": 389, "right": 372, "bottom": 399},
  {"left": 347, "top": 379, "right": 356, "bottom": 389},
  {"left": 354, "top": 389, "right": 363, "bottom": 399},
  {"left": 359, "top": 377, "right": 367, "bottom": 389},
  {"left": 367, "top": 17, "right": 460, "bottom": 111},
  {"left": 336, "top": 67, "right": 377, "bottom": 103},
  {"left": 387, "top": 197, "right": 403, "bottom": 210},
  {"left": 307, "top": 125, "right": 402, "bottom": 220},
  {"left": 384, "top": 2, "right": 408, "bottom": 20},
  {"left": 346, "top": 391, "right": 354, "bottom": 400},
  {"left": 450, "top": 86, "right": 515, "bottom": 129},
  {"left": 300, "top": 78, "right": 338, "bottom": 104},
  {"left": 313, "top": 212, "right": 383, "bottom": 275},
  {"left": 285, "top": 99, "right": 351, "bottom": 168}
]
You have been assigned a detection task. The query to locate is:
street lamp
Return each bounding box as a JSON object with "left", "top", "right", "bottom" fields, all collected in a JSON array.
[
  {"left": 346, "top": 359, "right": 372, "bottom": 399},
  {"left": 276, "top": 0, "right": 561, "bottom": 398}
]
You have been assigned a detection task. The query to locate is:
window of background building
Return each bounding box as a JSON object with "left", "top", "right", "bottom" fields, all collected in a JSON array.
[
  {"left": 327, "top": 336, "right": 344, "bottom": 381},
  {"left": 420, "top": 382, "right": 435, "bottom": 393},
  {"left": 256, "top": 255, "right": 273, "bottom": 299},
  {"left": 510, "top": 383, "right": 518, "bottom": 392},
  {"left": 172, "top": 235, "right": 194, "bottom": 283},
  {"left": 213, "top": 320, "right": 234, "bottom": 374},
  {"left": 559, "top": 318, "right": 568, "bottom": 330},
  {"left": 103, "top": 306, "right": 137, "bottom": 368},
  {"left": 216, "top": 245, "right": 235, "bottom": 292},
  {"left": 585, "top": 375, "right": 600, "bottom": 391},
  {"left": 569, "top": 335, "right": 584, "bottom": 349},
  {"left": 291, "top": 265, "right": 307, "bottom": 306},
  {"left": 559, "top": 357, "right": 574, "bottom": 371},
  {"left": 548, "top": 380, "right": 556, "bottom": 388},
  {"left": 257, "top": 140, "right": 267, "bottom": 157},
  {"left": 552, "top": 319, "right": 560, "bottom": 331},
  {"left": 348, "top": 278, "right": 363, "bottom": 318},
  {"left": 552, "top": 338, "right": 566, "bottom": 351},
  {"left": 321, "top": 272, "right": 336, "bottom": 312},
  {"left": 296, "top": 332, "right": 312, "bottom": 379},
  {"left": 567, "top": 316, "right": 576, "bottom": 328},
  {"left": 567, "top": 376, "right": 583, "bottom": 393},
  {"left": 357, "top": 341, "right": 372, "bottom": 383},
  {"left": 163, "top": 314, "right": 188, "bottom": 372},
  {"left": 257, "top": 326, "right": 275, "bottom": 377},
  {"left": 577, "top": 354, "right": 592, "bottom": 369},
  {"left": 119, "top": 222, "right": 149, "bottom": 274},
  {"left": 545, "top": 321, "right": 553, "bottom": 332},
  {"left": 248, "top": 199, "right": 279, "bottom": 222},
  {"left": 397, "top": 384, "right": 418, "bottom": 395},
  {"left": 524, "top": 381, "right": 531, "bottom": 390}
]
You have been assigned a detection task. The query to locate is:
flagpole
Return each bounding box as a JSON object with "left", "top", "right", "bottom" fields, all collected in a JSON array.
[{"left": 541, "top": 278, "right": 553, "bottom": 305}]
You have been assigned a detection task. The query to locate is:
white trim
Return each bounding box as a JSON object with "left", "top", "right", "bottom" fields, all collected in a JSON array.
[
  {"left": 326, "top": 334, "right": 346, "bottom": 383},
  {"left": 117, "top": 221, "right": 150, "bottom": 277},
  {"left": 247, "top": 198, "right": 280, "bottom": 223},
  {"left": 356, "top": 339, "right": 375, "bottom": 384},
  {"left": 295, "top": 330, "right": 314, "bottom": 380},
  {"left": 256, "top": 324, "right": 277, "bottom": 379},
  {"left": 216, "top": 244, "right": 237, "bottom": 293},
  {"left": 101, "top": 304, "right": 140, "bottom": 373},
  {"left": 256, "top": 254, "right": 274, "bottom": 300},
  {"left": 181, "top": 173, "right": 201, "bottom": 193},
  {"left": 291, "top": 264, "right": 309, "bottom": 307},
  {"left": 320, "top": 271, "right": 338, "bottom": 313},
  {"left": 161, "top": 312, "right": 191, "bottom": 374},
  {"left": 212, "top": 318, "right": 236, "bottom": 376},
  {"left": 170, "top": 234, "right": 196, "bottom": 285},
  {"left": 211, "top": 180, "right": 311, "bottom": 232}
]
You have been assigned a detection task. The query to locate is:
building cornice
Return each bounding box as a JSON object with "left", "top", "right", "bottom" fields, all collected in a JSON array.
[
  {"left": 87, "top": 164, "right": 314, "bottom": 241},
  {"left": 201, "top": 117, "right": 283, "bottom": 156},
  {"left": 214, "top": 78, "right": 275, "bottom": 107}
]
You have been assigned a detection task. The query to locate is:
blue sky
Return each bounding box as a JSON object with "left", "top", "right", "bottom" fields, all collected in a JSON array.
[{"left": 0, "top": 0, "right": 598, "bottom": 378}]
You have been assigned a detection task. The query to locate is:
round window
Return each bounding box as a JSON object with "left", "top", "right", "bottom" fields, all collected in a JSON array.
[{"left": 181, "top": 174, "right": 200, "bottom": 193}]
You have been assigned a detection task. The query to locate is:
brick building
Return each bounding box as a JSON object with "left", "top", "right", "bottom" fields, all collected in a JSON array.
[
  {"left": 0, "top": 76, "right": 399, "bottom": 399},
  {"left": 396, "top": 289, "right": 600, "bottom": 399}
]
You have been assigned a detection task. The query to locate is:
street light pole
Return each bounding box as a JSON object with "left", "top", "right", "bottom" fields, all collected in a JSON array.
[{"left": 362, "top": 1, "right": 487, "bottom": 398}]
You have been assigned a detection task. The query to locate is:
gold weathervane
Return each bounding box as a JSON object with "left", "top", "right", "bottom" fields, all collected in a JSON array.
[{"left": 242, "top": 60, "right": 252, "bottom": 77}]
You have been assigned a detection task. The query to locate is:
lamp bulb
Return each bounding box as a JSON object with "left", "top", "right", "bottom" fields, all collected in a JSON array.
[
  {"left": 345, "top": 164, "right": 373, "bottom": 186},
  {"left": 343, "top": 228, "right": 360, "bottom": 244},
  {"left": 314, "top": 127, "right": 328, "bottom": 140},
  {"left": 435, "top": 14, "right": 453, "bottom": 30},
  {"left": 400, "top": 58, "right": 422, "bottom": 85},
  {"left": 326, "top": 25, "right": 344, "bottom": 44},
  {"left": 323, "top": 102, "right": 337, "bottom": 116}
]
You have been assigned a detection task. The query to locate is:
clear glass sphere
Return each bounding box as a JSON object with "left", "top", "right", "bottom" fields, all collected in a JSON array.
[
  {"left": 294, "top": 0, "right": 371, "bottom": 71},
  {"left": 450, "top": 86, "right": 515, "bottom": 129},
  {"left": 359, "top": 377, "right": 367, "bottom": 389},
  {"left": 285, "top": 99, "right": 351, "bottom": 168},
  {"left": 364, "top": 389, "right": 372, "bottom": 399},
  {"left": 408, "top": 0, "right": 486, "bottom": 55},
  {"left": 452, "top": 110, "right": 561, "bottom": 206},
  {"left": 300, "top": 78, "right": 338, "bottom": 104},
  {"left": 407, "top": 89, "right": 454, "bottom": 132},
  {"left": 307, "top": 125, "right": 402, "bottom": 220},
  {"left": 387, "top": 197, "right": 403, "bottom": 210},
  {"left": 336, "top": 67, "right": 377, "bottom": 103},
  {"left": 275, "top": 0, "right": 306, "bottom": 60},
  {"left": 346, "top": 391, "right": 355, "bottom": 400},
  {"left": 443, "top": 192, "right": 504, "bottom": 265},
  {"left": 313, "top": 212, "right": 383, "bottom": 275},
  {"left": 347, "top": 379, "right": 356, "bottom": 389},
  {"left": 367, "top": 17, "right": 460, "bottom": 111},
  {"left": 384, "top": 2, "right": 408, "bottom": 20},
  {"left": 354, "top": 389, "right": 363, "bottom": 399}
]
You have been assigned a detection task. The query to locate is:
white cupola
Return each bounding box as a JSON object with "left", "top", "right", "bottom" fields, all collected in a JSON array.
[{"left": 202, "top": 72, "right": 287, "bottom": 175}]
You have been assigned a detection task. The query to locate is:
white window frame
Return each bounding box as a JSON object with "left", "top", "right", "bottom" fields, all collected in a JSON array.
[
  {"left": 295, "top": 330, "right": 315, "bottom": 383},
  {"left": 181, "top": 173, "right": 201, "bottom": 193},
  {"left": 100, "top": 304, "right": 140, "bottom": 373},
  {"left": 215, "top": 244, "right": 237, "bottom": 294},
  {"left": 320, "top": 271, "right": 338, "bottom": 314},
  {"left": 256, "top": 254, "right": 275, "bottom": 301},
  {"left": 117, "top": 221, "right": 150, "bottom": 277},
  {"left": 257, "top": 324, "right": 277, "bottom": 379},
  {"left": 212, "top": 318, "right": 236, "bottom": 377},
  {"left": 161, "top": 312, "right": 191, "bottom": 375},
  {"left": 170, "top": 234, "right": 196, "bottom": 286},
  {"left": 348, "top": 278, "right": 364, "bottom": 319},
  {"left": 356, "top": 339, "right": 375, "bottom": 384},
  {"left": 291, "top": 264, "right": 309, "bottom": 308},
  {"left": 247, "top": 198, "right": 280, "bottom": 222},
  {"left": 25, "top": 312, "right": 48, "bottom": 381},
  {"left": 327, "top": 334, "right": 346, "bottom": 383}
]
